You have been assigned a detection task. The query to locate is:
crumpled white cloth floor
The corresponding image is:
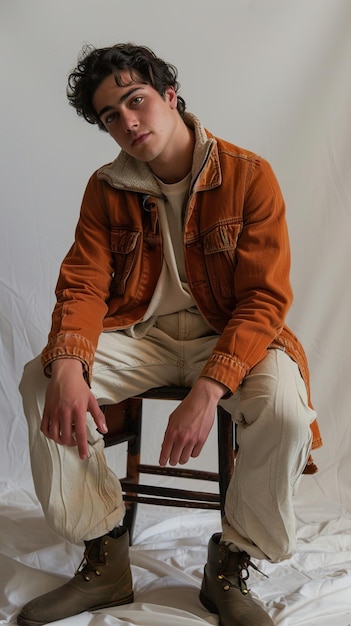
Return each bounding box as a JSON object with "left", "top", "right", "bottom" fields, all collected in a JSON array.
[{"left": 1, "top": 486, "right": 351, "bottom": 626}]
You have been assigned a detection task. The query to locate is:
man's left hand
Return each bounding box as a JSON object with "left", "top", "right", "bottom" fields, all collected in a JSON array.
[{"left": 159, "top": 377, "right": 228, "bottom": 466}]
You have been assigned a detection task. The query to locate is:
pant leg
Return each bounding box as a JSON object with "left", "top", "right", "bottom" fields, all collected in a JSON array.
[
  {"left": 221, "top": 348, "right": 316, "bottom": 562},
  {"left": 19, "top": 355, "right": 127, "bottom": 544},
  {"left": 19, "top": 313, "right": 219, "bottom": 544}
]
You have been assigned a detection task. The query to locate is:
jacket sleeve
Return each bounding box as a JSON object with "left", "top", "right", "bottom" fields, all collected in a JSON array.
[
  {"left": 41, "top": 173, "right": 114, "bottom": 383},
  {"left": 201, "top": 157, "right": 294, "bottom": 393}
]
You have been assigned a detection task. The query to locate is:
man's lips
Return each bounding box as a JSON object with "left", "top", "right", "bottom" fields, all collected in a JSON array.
[{"left": 131, "top": 132, "right": 150, "bottom": 146}]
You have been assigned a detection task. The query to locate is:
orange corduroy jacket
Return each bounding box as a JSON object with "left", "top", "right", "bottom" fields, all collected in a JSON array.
[{"left": 42, "top": 113, "right": 322, "bottom": 469}]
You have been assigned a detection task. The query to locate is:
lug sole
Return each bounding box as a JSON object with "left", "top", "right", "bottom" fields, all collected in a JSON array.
[{"left": 17, "top": 592, "right": 134, "bottom": 626}]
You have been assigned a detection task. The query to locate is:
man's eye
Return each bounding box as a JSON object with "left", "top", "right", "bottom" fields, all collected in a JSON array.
[
  {"left": 132, "top": 96, "right": 143, "bottom": 105},
  {"left": 105, "top": 112, "right": 118, "bottom": 124}
]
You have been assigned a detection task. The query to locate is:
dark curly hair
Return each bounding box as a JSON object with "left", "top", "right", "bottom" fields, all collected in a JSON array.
[{"left": 67, "top": 43, "right": 186, "bottom": 131}]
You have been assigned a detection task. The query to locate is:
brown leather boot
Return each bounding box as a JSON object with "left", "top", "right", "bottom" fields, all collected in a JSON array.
[
  {"left": 200, "top": 533, "right": 274, "bottom": 626},
  {"left": 17, "top": 526, "right": 133, "bottom": 626}
]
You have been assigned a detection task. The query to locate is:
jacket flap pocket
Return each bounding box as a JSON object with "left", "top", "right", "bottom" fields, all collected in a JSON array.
[
  {"left": 203, "top": 223, "right": 241, "bottom": 255},
  {"left": 110, "top": 229, "right": 140, "bottom": 254}
]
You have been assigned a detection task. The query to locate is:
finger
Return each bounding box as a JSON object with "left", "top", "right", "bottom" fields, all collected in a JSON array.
[
  {"left": 59, "top": 412, "right": 78, "bottom": 446},
  {"left": 89, "top": 398, "right": 108, "bottom": 434},
  {"left": 159, "top": 436, "right": 173, "bottom": 467},
  {"left": 190, "top": 441, "right": 204, "bottom": 459},
  {"left": 41, "top": 412, "right": 61, "bottom": 442},
  {"left": 74, "top": 419, "right": 89, "bottom": 460},
  {"left": 176, "top": 442, "right": 195, "bottom": 466}
]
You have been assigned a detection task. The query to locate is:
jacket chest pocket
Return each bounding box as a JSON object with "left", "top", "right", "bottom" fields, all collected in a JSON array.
[
  {"left": 203, "top": 223, "right": 241, "bottom": 298},
  {"left": 110, "top": 228, "right": 141, "bottom": 296}
]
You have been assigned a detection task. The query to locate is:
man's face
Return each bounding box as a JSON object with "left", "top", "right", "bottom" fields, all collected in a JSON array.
[{"left": 92, "top": 71, "right": 179, "bottom": 165}]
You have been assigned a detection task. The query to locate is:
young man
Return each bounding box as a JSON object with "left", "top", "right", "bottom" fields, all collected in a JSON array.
[{"left": 18, "top": 43, "right": 321, "bottom": 626}]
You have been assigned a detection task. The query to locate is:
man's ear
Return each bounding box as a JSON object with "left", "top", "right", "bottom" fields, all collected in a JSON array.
[{"left": 164, "top": 85, "right": 178, "bottom": 109}]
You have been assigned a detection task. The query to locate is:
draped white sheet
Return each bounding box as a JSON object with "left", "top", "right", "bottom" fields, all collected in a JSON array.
[{"left": 1, "top": 1, "right": 351, "bottom": 624}]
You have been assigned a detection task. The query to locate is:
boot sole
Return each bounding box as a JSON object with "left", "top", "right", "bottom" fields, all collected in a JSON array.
[{"left": 17, "top": 592, "right": 134, "bottom": 626}]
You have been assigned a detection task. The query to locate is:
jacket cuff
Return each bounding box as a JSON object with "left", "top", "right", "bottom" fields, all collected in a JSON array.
[
  {"left": 41, "top": 333, "right": 94, "bottom": 385},
  {"left": 200, "top": 353, "right": 248, "bottom": 395}
]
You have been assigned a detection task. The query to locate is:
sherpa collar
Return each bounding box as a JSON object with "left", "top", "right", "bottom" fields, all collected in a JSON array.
[{"left": 97, "top": 112, "right": 217, "bottom": 195}]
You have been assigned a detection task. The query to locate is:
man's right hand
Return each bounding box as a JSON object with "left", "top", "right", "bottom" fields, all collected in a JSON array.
[{"left": 41, "top": 359, "right": 108, "bottom": 460}]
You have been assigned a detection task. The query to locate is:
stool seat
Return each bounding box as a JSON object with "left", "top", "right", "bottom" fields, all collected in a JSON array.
[{"left": 102, "top": 386, "right": 235, "bottom": 543}]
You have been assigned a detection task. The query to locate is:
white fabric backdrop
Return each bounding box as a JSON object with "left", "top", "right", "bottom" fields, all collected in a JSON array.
[{"left": 1, "top": 1, "right": 351, "bottom": 624}]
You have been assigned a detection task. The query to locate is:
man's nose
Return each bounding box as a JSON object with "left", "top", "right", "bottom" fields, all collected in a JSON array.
[{"left": 121, "top": 110, "right": 138, "bottom": 132}]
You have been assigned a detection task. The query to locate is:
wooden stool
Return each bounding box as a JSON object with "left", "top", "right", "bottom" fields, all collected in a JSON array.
[{"left": 103, "top": 386, "right": 235, "bottom": 544}]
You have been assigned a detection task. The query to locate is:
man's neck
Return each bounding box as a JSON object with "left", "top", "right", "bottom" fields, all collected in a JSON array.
[{"left": 150, "top": 123, "right": 195, "bottom": 184}]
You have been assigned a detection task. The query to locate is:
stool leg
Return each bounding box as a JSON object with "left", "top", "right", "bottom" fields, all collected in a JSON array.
[
  {"left": 122, "top": 398, "right": 142, "bottom": 544},
  {"left": 217, "top": 406, "right": 234, "bottom": 518}
]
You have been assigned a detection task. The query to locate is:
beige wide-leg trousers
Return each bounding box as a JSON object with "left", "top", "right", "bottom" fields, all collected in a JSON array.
[{"left": 19, "top": 311, "right": 316, "bottom": 562}]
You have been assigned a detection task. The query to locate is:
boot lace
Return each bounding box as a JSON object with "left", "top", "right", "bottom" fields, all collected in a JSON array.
[
  {"left": 75, "top": 540, "right": 108, "bottom": 582},
  {"left": 220, "top": 551, "right": 269, "bottom": 594}
]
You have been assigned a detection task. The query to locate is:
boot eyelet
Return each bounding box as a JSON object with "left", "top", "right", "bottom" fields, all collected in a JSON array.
[
  {"left": 84, "top": 575, "right": 91, "bottom": 581},
  {"left": 103, "top": 539, "right": 109, "bottom": 545},
  {"left": 223, "top": 585, "right": 230, "bottom": 591},
  {"left": 242, "top": 589, "right": 249, "bottom": 595},
  {"left": 217, "top": 574, "right": 224, "bottom": 580},
  {"left": 95, "top": 570, "right": 101, "bottom": 576},
  {"left": 104, "top": 551, "right": 108, "bottom": 557}
]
